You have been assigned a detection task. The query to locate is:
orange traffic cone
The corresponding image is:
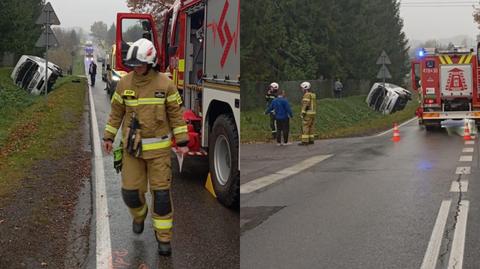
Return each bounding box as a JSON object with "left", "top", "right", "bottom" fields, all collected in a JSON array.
[
  {"left": 464, "top": 122, "right": 472, "bottom": 141},
  {"left": 392, "top": 123, "right": 401, "bottom": 142}
]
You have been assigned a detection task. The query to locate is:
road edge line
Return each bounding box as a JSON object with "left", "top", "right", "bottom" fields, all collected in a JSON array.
[
  {"left": 375, "top": 117, "right": 417, "bottom": 137},
  {"left": 88, "top": 75, "right": 112, "bottom": 268},
  {"left": 240, "top": 154, "right": 333, "bottom": 194}
]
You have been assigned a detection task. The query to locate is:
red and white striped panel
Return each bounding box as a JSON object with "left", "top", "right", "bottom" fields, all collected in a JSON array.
[{"left": 186, "top": 149, "right": 208, "bottom": 156}]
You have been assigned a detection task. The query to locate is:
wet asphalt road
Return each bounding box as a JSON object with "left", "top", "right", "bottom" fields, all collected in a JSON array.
[
  {"left": 240, "top": 121, "right": 480, "bottom": 268},
  {"left": 87, "top": 66, "right": 239, "bottom": 269}
]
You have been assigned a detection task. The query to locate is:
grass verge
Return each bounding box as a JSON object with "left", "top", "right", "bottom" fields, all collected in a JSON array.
[
  {"left": 0, "top": 68, "right": 87, "bottom": 195},
  {"left": 241, "top": 95, "right": 419, "bottom": 143},
  {"left": 73, "top": 52, "right": 85, "bottom": 76}
]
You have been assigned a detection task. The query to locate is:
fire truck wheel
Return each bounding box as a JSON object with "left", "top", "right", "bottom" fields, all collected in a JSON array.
[{"left": 209, "top": 114, "right": 239, "bottom": 208}]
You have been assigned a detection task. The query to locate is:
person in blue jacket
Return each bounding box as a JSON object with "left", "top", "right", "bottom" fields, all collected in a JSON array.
[{"left": 265, "top": 90, "right": 293, "bottom": 146}]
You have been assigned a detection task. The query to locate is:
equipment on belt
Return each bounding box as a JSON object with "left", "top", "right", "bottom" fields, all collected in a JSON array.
[{"left": 126, "top": 112, "right": 142, "bottom": 157}]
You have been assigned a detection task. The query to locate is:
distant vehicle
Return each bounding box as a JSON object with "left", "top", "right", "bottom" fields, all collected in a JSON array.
[
  {"left": 366, "top": 82, "right": 412, "bottom": 114},
  {"left": 412, "top": 46, "right": 480, "bottom": 130},
  {"left": 11, "top": 55, "right": 62, "bottom": 95},
  {"left": 85, "top": 41, "right": 94, "bottom": 61}
]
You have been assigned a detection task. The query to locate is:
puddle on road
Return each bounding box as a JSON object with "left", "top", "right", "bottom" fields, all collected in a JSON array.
[{"left": 240, "top": 206, "right": 285, "bottom": 235}]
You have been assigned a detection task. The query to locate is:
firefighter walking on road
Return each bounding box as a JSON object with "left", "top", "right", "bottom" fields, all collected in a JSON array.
[
  {"left": 299, "top": 81, "right": 316, "bottom": 145},
  {"left": 266, "top": 82, "right": 279, "bottom": 138},
  {"left": 102, "top": 38, "right": 189, "bottom": 256}
]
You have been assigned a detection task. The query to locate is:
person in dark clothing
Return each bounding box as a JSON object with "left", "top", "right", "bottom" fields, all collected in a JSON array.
[
  {"left": 265, "top": 90, "right": 293, "bottom": 146},
  {"left": 89, "top": 61, "right": 97, "bottom": 86},
  {"left": 265, "top": 82, "right": 279, "bottom": 138},
  {"left": 334, "top": 78, "right": 343, "bottom": 98}
]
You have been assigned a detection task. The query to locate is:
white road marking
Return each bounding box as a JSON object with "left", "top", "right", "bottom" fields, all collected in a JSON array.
[
  {"left": 375, "top": 117, "right": 417, "bottom": 137},
  {"left": 462, "top": 148, "right": 474, "bottom": 153},
  {"left": 465, "top": 141, "right": 475, "bottom": 145},
  {"left": 447, "top": 200, "right": 470, "bottom": 269},
  {"left": 88, "top": 75, "right": 112, "bottom": 267},
  {"left": 459, "top": 156, "right": 473, "bottom": 162},
  {"left": 421, "top": 200, "right": 452, "bottom": 269},
  {"left": 240, "top": 155, "right": 333, "bottom": 194},
  {"left": 455, "top": 167, "right": 471, "bottom": 175},
  {"left": 450, "top": 180, "right": 469, "bottom": 192}
]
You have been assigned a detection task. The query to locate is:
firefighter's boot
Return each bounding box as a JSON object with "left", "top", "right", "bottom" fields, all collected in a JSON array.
[{"left": 157, "top": 240, "right": 172, "bottom": 256}]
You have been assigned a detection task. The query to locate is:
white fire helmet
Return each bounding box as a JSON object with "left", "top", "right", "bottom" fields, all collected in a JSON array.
[
  {"left": 269, "top": 82, "right": 279, "bottom": 90},
  {"left": 125, "top": 38, "right": 157, "bottom": 67},
  {"left": 300, "top": 81, "right": 311, "bottom": 90}
]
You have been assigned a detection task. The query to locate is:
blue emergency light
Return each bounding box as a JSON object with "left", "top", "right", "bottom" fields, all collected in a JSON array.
[{"left": 417, "top": 49, "right": 425, "bottom": 58}]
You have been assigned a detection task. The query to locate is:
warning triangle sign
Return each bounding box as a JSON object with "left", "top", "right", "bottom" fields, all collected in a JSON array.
[
  {"left": 376, "top": 65, "right": 392, "bottom": 79},
  {"left": 35, "top": 26, "right": 59, "bottom": 47},
  {"left": 376, "top": 50, "right": 391, "bottom": 65},
  {"left": 36, "top": 2, "right": 60, "bottom": 25}
]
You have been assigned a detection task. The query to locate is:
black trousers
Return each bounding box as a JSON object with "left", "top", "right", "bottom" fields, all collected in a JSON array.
[
  {"left": 275, "top": 118, "right": 290, "bottom": 143},
  {"left": 334, "top": 90, "right": 342, "bottom": 98},
  {"left": 90, "top": 74, "right": 96, "bottom": 86}
]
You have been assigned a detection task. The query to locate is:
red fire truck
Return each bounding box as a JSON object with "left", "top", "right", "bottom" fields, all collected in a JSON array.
[
  {"left": 411, "top": 46, "right": 480, "bottom": 130},
  {"left": 114, "top": 0, "right": 240, "bottom": 207}
]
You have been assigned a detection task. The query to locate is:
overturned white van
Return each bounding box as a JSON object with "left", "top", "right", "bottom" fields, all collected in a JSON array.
[
  {"left": 11, "top": 55, "right": 62, "bottom": 95},
  {"left": 366, "top": 82, "right": 412, "bottom": 114}
]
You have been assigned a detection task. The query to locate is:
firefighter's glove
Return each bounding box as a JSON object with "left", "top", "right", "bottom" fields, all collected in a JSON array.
[{"left": 113, "top": 146, "right": 123, "bottom": 173}]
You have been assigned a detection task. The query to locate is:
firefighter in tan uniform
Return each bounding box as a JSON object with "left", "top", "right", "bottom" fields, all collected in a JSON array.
[
  {"left": 102, "top": 38, "right": 189, "bottom": 256},
  {"left": 299, "top": 81, "right": 316, "bottom": 145}
]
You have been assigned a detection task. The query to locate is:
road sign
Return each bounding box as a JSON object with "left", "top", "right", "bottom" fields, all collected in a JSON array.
[
  {"left": 35, "top": 2, "right": 60, "bottom": 97},
  {"left": 377, "top": 65, "right": 392, "bottom": 79},
  {"left": 36, "top": 2, "right": 60, "bottom": 25},
  {"left": 376, "top": 50, "right": 391, "bottom": 65},
  {"left": 35, "top": 26, "right": 58, "bottom": 47}
]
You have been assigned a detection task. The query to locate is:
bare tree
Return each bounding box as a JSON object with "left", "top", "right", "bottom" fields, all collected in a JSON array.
[{"left": 126, "top": 0, "right": 174, "bottom": 31}]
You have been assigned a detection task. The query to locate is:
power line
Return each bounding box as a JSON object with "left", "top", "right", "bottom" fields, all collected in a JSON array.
[
  {"left": 400, "top": 0, "right": 477, "bottom": 3},
  {"left": 402, "top": 5, "right": 477, "bottom": 7},
  {"left": 400, "top": 0, "right": 478, "bottom": 6}
]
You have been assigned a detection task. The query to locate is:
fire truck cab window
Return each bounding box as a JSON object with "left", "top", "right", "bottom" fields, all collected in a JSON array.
[
  {"left": 121, "top": 19, "right": 153, "bottom": 65},
  {"left": 426, "top": 60, "right": 435, "bottom": 68}
]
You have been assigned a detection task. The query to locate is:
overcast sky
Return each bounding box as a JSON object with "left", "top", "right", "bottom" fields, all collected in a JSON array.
[
  {"left": 48, "top": 0, "right": 130, "bottom": 31},
  {"left": 399, "top": 1, "right": 479, "bottom": 42}
]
